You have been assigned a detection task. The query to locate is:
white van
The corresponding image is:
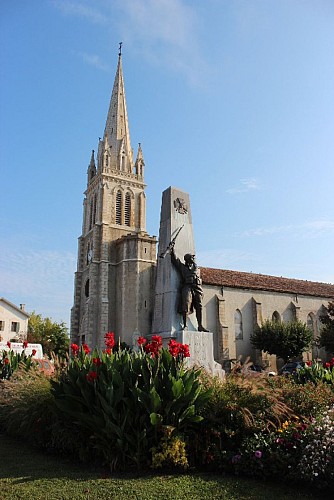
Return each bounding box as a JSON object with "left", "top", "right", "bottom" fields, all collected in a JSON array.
[{"left": 0, "top": 342, "right": 43, "bottom": 359}]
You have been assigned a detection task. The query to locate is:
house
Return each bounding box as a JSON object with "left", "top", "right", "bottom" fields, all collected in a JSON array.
[{"left": 0, "top": 298, "right": 30, "bottom": 343}]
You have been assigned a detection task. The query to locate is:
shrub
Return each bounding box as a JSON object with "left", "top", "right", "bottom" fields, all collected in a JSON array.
[
  {"left": 193, "top": 373, "right": 293, "bottom": 468},
  {"left": 0, "top": 345, "right": 37, "bottom": 380},
  {"left": 268, "top": 376, "right": 334, "bottom": 418},
  {"left": 293, "top": 360, "right": 334, "bottom": 386},
  {"left": 0, "top": 366, "right": 54, "bottom": 446},
  {"left": 51, "top": 335, "right": 210, "bottom": 471}
]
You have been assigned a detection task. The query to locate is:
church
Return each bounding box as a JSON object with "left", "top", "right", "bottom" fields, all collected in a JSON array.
[{"left": 70, "top": 51, "right": 334, "bottom": 370}]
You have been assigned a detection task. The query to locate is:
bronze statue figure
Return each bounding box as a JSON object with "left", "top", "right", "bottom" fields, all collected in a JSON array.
[{"left": 170, "top": 243, "right": 209, "bottom": 332}]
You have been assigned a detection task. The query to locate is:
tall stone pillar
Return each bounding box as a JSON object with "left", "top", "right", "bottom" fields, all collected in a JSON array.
[
  {"left": 152, "top": 187, "right": 195, "bottom": 337},
  {"left": 152, "top": 186, "right": 223, "bottom": 377}
]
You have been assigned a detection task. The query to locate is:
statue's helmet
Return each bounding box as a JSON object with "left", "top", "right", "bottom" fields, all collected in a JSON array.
[{"left": 184, "top": 253, "right": 195, "bottom": 262}]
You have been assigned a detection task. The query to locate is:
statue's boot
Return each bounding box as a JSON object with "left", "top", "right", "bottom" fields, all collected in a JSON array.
[{"left": 198, "top": 325, "right": 209, "bottom": 332}]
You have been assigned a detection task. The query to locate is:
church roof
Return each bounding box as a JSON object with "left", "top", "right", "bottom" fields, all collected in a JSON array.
[{"left": 200, "top": 267, "right": 334, "bottom": 299}]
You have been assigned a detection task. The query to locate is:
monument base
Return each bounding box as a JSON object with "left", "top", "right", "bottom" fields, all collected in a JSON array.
[{"left": 177, "top": 330, "right": 224, "bottom": 378}]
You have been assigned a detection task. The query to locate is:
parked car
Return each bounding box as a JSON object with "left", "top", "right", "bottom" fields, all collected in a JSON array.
[{"left": 279, "top": 361, "right": 305, "bottom": 375}]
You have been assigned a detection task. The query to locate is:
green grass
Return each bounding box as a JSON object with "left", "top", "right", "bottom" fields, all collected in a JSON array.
[{"left": 0, "top": 433, "right": 330, "bottom": 500}]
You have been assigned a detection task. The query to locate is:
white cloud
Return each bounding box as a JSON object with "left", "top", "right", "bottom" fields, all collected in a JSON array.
[
  {"left": 235, "top": 219, "right": 334, "bottom": 238},
  {"left": 196, "top": 248, "right": 255, "bottom": 270},
  {"left": 226, "top": 178, "right": 261, "bottom": 194},
  {"left": 75, "top": 51, "right": 110, "bottom": 71},
  {"left": 114, "top": 0, "right": 210, "bottom": 87},
  {"left": 51, "top": 0, "right": 107, "bottom": 24}
]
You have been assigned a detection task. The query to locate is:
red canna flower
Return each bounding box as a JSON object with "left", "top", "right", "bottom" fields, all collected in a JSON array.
[
  {"left": 86, "top": 371, "right": 98, "bottom": 382},
  {"left": 137, "top": 336, "right": 147, "bottom": 346},
  {"left": 325, "top": 362, "right": 330, "bottom": 368},
  {"left": 7, "top": 341, "right": 11, "bottom": 349},
  {"left": 151, "top": 335, "right": 163, "bottom": 347},
  {"left": 93, "top": 357, "right": 101, "bottom": 366},
  {"left": 4, "top": 358, "right": 9, "bottom": 365},
  {"left": 32, "top": 349, "right": 37, "bottom": 356},
  {"left": 71, "top": 343, "right": 79, "bottom": 355},
  {"left": 306, "top": 361, "right": 312, "bottom": 366},
  {"left": 23, "top": 341, "right": 28, "bottom": 349},
  {"left": 104, "top": 348, "right": 112, "bottom": 355},
  {"left": 104, "top": 332, "right": 115, "bottom": 349},
  {"left": 179, "top": 343, "right": 190, "bottom": 358},
  {"left": 82, "top": 343, "right": 90, "bottom": 354}
]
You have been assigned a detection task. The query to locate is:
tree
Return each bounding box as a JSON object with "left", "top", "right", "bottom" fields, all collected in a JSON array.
[
  {"left": 27, "top": 312, "right": 69, "bottom": 358},
  {"left": 318, "top": 301, "right": 334, "bottom": 354},
  {"left": 250, "top": 319, "right": 313, "bottom": 364}
]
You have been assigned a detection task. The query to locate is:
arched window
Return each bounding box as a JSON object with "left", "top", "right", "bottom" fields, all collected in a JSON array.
[
  {"left": 116, "top": 190, "right": 122, "bottom": 225},
  {"left": 89, "top": 198, "right": 94, "bottom": 230},
  {"left": 272, "top": 311, "right": 281, "bottom": 323},
  {"left": 307, "top": 313, "right": 317, "bottom": 339},
  {"left": 93, "top": 194, "right": 97, "bottom": 225},
  {"left": 234, "top": 309, "right": 243, "bottom": 340},
  {"left": 125, "top": 193, "right": 131, "bottom": 226}
]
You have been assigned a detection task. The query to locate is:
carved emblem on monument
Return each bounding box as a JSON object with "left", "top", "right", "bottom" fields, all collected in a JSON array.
[{"left": 174, "top": 197, "right": 188, "bottom": 214}]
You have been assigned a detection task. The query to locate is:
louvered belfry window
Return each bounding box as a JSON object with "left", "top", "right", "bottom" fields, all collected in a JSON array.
[
  {"left": 116, "top": 190, "right": 122, "bottom": 225},
  {"left": 125, "top": 193, "right": 131, "bottom": 226}
]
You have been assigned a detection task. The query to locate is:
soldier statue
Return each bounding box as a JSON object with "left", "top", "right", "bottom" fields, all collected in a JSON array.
[{"left": 170, "top": 243, "right": 209, "bottom": 332}]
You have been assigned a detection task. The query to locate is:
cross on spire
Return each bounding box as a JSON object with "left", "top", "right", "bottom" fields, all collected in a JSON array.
[{"left": 119, "top": 42, "right": 123, "bottom": 57}]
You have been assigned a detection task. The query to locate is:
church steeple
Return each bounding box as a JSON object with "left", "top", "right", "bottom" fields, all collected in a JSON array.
[{"left": 101, "top": 48, "right": 133, "bottom": 173}]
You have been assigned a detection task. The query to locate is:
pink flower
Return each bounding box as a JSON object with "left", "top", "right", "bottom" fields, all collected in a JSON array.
[{"left": 254, "top": 450, "right": 262, "bottom": 459}]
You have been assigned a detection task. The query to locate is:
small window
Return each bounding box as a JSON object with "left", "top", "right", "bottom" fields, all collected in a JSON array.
[
  {"left": 11, "top": 322, "right": 19, "bottom": 333},
  {"left": 0, "top": 321, "right": 4, "bottom": 331},
  {"left": 234, "top": 309, "right": 243, "bottom": 340}
]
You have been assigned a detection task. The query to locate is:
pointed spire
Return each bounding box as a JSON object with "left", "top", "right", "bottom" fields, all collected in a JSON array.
[
  {"left": 87, "top": 150, "right": 96, "bottom": 184},
  {"left": 103, "top": 46, "right": 133, "bottom": 173},
  {"left": 135, "top": 143, "right": 145, "bottom": 177}
]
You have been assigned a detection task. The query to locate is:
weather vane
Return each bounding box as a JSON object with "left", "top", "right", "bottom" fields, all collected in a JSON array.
[{"left": 119, "top": 42, "right": 123, "bottom": 56}]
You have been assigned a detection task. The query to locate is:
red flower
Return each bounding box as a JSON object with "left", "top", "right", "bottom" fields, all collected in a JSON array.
[
  {"left": 306, "top": 361, "right": 312, "bottom": 366},
  {"left": 32, "top": 349, "right": 37, "bottom": 356},
  {"left": 93, "top": 357, "right": 101, "bottom": 366},
  {"left": 137, "top": 336, "right": 147, "bottom": 346},
  {"left": 179, "top": 343, "right": 190, "bottom": 358},
  {"left": 71, "top": 343, "right": 79, "bottom": 355},
  {"left": 7, "top": 341, "right": 11, "bottom": 349},
  {"left": 4, "top": 358, "right": 9, "bottom": 365},
  {"left": 23, "top": 341, "right": 28, "bottom": 349},
  {"left": 168, "top": 339, "right": 180, "bottom": 357},
  {"left": 86, "top": 371, "right": 98, "bottom": 382},
  {"left": 104, "top": 332, "right": 115, "bottom": 349},
  {"left": 151, "top": 335, "right": 163, "bottom": 347},
  {"left": 104, "top": 348, "right": 112, "bottom": 355},
  {"left": 168, "top": 339, "right": 190, "bottom": 358},
  {"left": 82, "top": 343, "right": 90, "bottom": 354},
  {"left": 325, "top": 362, "right": 330, "bottom": 368}
]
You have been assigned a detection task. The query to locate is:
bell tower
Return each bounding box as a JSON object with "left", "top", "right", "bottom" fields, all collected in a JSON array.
[{"left": 71, "top": 48, "right": 157, "bottom": 348}]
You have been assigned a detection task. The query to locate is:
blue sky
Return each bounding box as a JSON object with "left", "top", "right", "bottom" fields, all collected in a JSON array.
[{"left": 1, "top": 0, "right": 334, "bottom": 327}]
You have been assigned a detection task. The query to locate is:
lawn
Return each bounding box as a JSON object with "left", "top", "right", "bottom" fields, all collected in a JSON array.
[{"left": 0, "top": 434, "right": 330, "bottom": 500}]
